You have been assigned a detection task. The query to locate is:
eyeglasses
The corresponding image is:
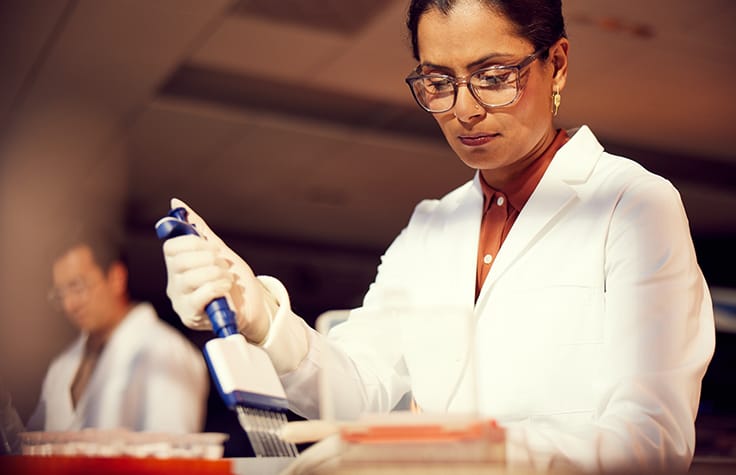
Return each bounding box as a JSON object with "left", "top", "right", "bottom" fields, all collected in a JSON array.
[
  {"left": 48, "top": 278, "right": 100, "bottom": 309},
  {"left": 405, "top": 47, "right": 547, "bottom": 113}
]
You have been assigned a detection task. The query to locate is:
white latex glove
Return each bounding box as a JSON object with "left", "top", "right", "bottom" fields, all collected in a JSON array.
[
  {"left": 280, "top": 434, "right": 343, "bottom": 475},
  {"left": 162, "top": 198, "right": 275, "bottom": 344}
]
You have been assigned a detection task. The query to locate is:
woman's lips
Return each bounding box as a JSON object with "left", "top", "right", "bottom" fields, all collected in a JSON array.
[{"left": 458, "top": 133, "right": 498, "bottom": 147}]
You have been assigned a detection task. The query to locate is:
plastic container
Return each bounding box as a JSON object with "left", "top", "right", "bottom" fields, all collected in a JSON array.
[{"left": 19, "top": 429, "right": 228, "bottom": 459}]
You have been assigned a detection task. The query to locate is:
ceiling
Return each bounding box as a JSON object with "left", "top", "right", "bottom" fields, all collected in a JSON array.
[
  {"left": 2, "top": 0, "right": 735, "bottom": 245},
  {"left": 1, "top": 0, "right": 735, "bottom": 416},
  {"left": 136, "top": 0, "right": 736, "bottom": 240}
]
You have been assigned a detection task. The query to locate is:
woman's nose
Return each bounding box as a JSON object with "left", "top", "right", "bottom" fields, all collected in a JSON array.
[{"left": 453, "top": 84, "right": 484, "bottom": 123}]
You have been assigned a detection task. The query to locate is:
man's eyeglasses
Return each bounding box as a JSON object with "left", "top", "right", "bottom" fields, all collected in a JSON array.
[
  {"left": 405, "top": 47, "right": 547, "bottom": 113},
  {"left": 48, "top": 278, "right": 100, "bottom": 308}
]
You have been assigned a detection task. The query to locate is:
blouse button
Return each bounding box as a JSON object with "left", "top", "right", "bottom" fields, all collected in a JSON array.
[
  {"left": 483, "top": 254, "right": 493, "bottom": 264},
  {"left": 496, "top": 196, "right": 505, "bottom": 206}
]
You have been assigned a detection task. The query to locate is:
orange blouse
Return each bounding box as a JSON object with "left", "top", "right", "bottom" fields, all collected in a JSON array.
[{"left": 475, "top": 129, "right": 570, "bottom": 299}]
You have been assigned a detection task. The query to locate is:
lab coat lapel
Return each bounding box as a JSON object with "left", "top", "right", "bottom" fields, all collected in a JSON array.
[
  {"left": 441, "top": 177, "right": 484, "bottom": 306},
  {"left": 56, "top": 337, "right": 85, "bottom": 430},
  {"left": 77, "top": 304, "right": 149, "bottom": 428},
  {"left": 412, "top": 177, "right": 480, "bottom": 411},
  {"left": 477, "top": 126, "right": 602, "bottom": 302}
]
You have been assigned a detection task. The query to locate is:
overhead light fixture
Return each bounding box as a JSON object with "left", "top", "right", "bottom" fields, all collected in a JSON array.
[{"left": 569, "top": 13, "right": 655, "bottom": 39}]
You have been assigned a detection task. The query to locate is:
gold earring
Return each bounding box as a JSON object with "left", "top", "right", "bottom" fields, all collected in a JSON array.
[{"left": 552, "top": 87, "right": 561, "bottom": 116}]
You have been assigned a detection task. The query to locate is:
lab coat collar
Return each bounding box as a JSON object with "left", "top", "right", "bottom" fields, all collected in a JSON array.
[
  {"left": 475, "top": 125, "right": 604, "bottom": 305},
  {"left": 102, "top": 303, "right": 158, "bottom": 359},
  {"left": 75, "top": 303, "right": 157, "bottom": 408}
]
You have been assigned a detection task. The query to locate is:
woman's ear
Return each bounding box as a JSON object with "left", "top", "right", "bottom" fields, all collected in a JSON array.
[{"left": 551, "top": 37, "right": 569, "bottom": 92}]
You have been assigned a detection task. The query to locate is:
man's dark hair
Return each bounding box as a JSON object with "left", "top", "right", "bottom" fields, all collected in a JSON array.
[{"left": 49, "top": 222, "right": 127, "bottom": 272}]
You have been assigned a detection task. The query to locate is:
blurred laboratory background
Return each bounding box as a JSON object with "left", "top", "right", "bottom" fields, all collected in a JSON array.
[{"left": 0, "top": 0, "right": 734, "bottom": 459}]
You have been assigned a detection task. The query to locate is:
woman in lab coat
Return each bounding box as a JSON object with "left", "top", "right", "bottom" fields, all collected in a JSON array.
[{"left": 163, "top": 0, "right": 715, "bottom": 471}]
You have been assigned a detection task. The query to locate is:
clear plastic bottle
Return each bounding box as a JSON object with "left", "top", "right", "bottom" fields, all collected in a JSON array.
[{"left": 0, "top": 383, "right": 25, "bottom": 455}]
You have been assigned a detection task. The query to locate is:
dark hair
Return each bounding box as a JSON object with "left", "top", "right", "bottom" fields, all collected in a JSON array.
[
  {"left": 406, "top": 0, "right": 566, "bottom": 60},
  {"left": 49, "top": 222, "right": 127, "bottom": 272}
]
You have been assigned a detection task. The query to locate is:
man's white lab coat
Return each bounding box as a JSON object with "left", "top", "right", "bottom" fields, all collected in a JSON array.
[
  {"left": 278, "top": 125, "right": 715, "bottom": 472},
  {"left": 28, "top": 303, "right": 208, "bottom": 433}
]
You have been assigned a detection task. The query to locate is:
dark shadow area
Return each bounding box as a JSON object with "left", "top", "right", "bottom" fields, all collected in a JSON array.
[{"left": 693, "top": 234, "right": 736, "bottom": 458}]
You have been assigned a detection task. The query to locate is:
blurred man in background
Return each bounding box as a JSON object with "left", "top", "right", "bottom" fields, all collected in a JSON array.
[{"left": 27, "top": 226, "right": 208, "bottom": 433}]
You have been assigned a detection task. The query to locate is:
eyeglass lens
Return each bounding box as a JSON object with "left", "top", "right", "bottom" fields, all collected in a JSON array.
[
  {"left": 48, "top": 279, "right": 94, "bottom": 307},
  {"left": 410, "top": 67, "right": 520, "bottom": 112}
]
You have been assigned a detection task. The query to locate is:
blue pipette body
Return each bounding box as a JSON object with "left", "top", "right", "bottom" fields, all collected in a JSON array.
[{"left": 154, "top": 207, "right": 238, "bottom": 338}]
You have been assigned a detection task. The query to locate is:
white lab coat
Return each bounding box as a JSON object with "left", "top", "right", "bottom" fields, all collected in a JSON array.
[
  {"left": 27, "top": 303, "right": 208, "bottom": 433},
  {"left": 279, "top": 126, "right": 715, "bottom": 472}
]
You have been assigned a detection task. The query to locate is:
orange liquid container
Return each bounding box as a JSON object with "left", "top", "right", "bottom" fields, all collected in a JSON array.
[{"left": 0, "top": 455, "right": 232, "bottom": 475}]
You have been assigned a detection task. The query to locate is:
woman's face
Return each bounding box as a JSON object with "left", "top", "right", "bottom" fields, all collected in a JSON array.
[{"left": 416, "top": 1, "right": 568, "bottom": 188}]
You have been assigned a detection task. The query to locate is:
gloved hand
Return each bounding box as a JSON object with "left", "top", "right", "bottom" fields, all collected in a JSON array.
[{"left": 162, "top": 198, "right": 275, "bottom": 344}]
